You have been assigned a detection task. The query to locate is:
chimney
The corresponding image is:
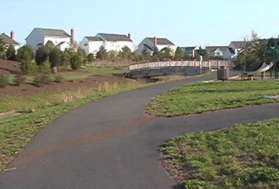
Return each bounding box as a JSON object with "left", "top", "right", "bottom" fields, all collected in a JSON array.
[
  {"left": 154, "top": 36, "right": 158, "bottom": 47},
  {"left": 10, "top": 31, "right": 15, "bottom": 40},
  {"left": 70, "top": 28, "right": 74, "bottom": 45},
  {"left": 128, "top": 33, "right": 131, "bottom": 39}
]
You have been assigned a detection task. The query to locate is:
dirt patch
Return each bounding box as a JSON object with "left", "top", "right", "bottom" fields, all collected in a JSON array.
[
  {"left": 0, "top": 110, "right": 21, "bottom": 119},
  {"left": 0, "top": 76, "right": 127, "bottom": 97},
  {"left": 0, "top": 60, "right": 21, "bottom": 75}
]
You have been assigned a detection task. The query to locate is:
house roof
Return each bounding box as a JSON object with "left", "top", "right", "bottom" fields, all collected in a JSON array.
[
  {"left": 32, "top": 28, "right": 71, "bottom": 38},
  {"left": 85, "top": 36, "right": 103, "bottom": 42},
  {"left": 206, "top": 46, "right": 234, "bottom": 54},
  {"left": 146, "top": 37, "right": 175, "bottom": 46},
  {"left": 97, "top": 33, "right": 132, "bottom": 42},
  {"left": 0, "top": 33, "right": 19, "bottom": 45},
  {"left": 229, "top": 41, "right": 248, "bottom": 49}
]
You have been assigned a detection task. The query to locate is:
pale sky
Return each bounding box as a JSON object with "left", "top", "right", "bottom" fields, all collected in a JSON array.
[{"left": 1, "top": 0, "right": 279, "bottom": 46}]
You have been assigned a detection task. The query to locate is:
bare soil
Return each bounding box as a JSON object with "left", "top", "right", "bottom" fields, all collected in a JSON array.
[{"left": 0, "top": 60, "right": 21, "bottom": 75}]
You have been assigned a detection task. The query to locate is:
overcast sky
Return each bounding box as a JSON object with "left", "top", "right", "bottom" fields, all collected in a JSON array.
[{"left": 1, "top": 0, "right": 279, "bottom": 46}]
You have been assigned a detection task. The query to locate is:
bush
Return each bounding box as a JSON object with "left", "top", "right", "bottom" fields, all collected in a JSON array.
[
  {"left": 70, "top": 54, "right": 81, "bottom": 70},
  {"left": 53, "top": 75, "right": 64, "bottom": 83},
  {"left": 33, "top": 74, "right": 52, "bottom": 87},
  {"left": 13, "top": 75, "right": 26, "bottom": 86},
  {"left": 0, "top": 75, "right": 9, "bottom": 88}
]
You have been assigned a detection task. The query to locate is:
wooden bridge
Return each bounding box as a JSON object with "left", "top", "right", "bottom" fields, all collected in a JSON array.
[{"left": 126, "top": 60, "right": 231, "bottom": 78}]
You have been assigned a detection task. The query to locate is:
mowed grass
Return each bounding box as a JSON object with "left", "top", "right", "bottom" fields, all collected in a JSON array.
[
  {"left": 161, "top": 119, "right": 279, "bottom": 189},
  {"left": 147, "top": 81, "right": 279, "bottom": 117}
]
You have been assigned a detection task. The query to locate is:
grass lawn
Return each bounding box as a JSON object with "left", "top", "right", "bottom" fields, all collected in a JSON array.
[
  {"left": 161, "top": 119, "right": 279, "bottom": 189},
  {"left": 147, "top": 80, "right": 279, "bottom": 117}
]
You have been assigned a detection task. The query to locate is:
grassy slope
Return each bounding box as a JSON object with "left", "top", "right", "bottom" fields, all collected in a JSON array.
[
  {"left": 161, "top": 119, "right": 279, "bottom": 189},
  {"left": 147, "top": 81, "right": 279, "bottom": 117}
]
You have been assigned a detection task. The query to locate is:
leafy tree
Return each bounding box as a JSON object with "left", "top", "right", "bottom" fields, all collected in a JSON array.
[
  {"left": 174, "top": 47, "right": 185, "bottom": 61},
  {"left": 119, "top": 46, "right": 132, "bottom": 59},
  {"left": 107, "top": 50, "right": 118, "bottom": 62},
  {"left": 6, "top": 45, "right": 16, "bottom": 61},
  {"left": 35, "top": 46, "right": 49, "bottom": 66},
  {"left": 158, "top": 47, "right": 173, "bottom": 61},
  {"left": 49, "top": 48, "right": 62, "bottom": 73},
  {"left": 45, "top": 41, "right": 55, "bottom": 50},
  {"left": 62, "top": 48, "right": 75, "bottom": 67},
  {"left": 0, "top": 39, "right": 6, "bottom": 59},
  {"left": 96, "top": 46, "right": 107, "bottom": 60},
  {"left": 16, "top": 46, "right": 34, "bottom": 74},
  {"left": 152, "top": 47, "right": 160, "bottom": 61}
]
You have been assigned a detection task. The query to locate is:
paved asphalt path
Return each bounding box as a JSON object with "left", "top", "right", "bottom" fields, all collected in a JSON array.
[{"left": 1, "top": 73, "right": 279, "bottom": 189}]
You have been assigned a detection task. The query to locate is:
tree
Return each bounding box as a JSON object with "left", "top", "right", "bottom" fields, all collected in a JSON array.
[
  {"left": 0, "top": 39, "right": 6, "bottom": 59},
  {"left": 119, "top": 46, "right": 132, "bottom": 60},
  {"left": 6, "top": 45, "right": 16, "bottom": 61},
  {"left": 62, "top": 48, "right": 75, "bottom": 68},
  {"left": 87, "top": 53, "right": 95, "bottom": 63},
  {"left": 16, "top": 46, "right": 34, "bottom": 74},
  {"left": 35, "top": 46, "right": 49, "bottom": 66},
  {"left": 174, "top": 47, "right": 185, "bottom": 61},
  {"left": 49, "top": 48, "right": 62, "bottom": 73},
  {"left": 158, "top": 47, "right": 173, "bottom": 61},
  {"left": 70, "top": 53, "right": 81, "bottom": 70},
  {"left": 45, "top": 41, "right": 55, "bottom": 50},
  {"left": 96, "top": 46, "right": 107, "bottom": 60},
  {"left": 77, "top": 47, "right": 87, "bottom": 64}
]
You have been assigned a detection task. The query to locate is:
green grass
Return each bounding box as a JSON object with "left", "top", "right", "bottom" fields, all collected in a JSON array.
[
  {"left": 147, "top": 81, "right": 279, "bottom": 117},
  {"left": 60, "top": 64, "right": 128, "bottom": 81},
  {"left": 161, "top": 119, "right": 279, "bottom": 189}
]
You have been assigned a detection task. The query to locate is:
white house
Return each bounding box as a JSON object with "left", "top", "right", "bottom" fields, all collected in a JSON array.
[
  {"left": 26, "top": 28, "right": 74, "bottom": 51},
  {"left": 206, "top": 46, "right": 235, "bottom": 60},
  {"left": 0, "top": 31, "right": 20, "bottom": 51},
  {"left": 137, "top": 37, "right": 176, "bottom": 54},
  {"left": 229, "top": 41, "right": 248, "bottom": 56},
  {"left": 80, "top": 33, "right": 135, "bottom": 55}
]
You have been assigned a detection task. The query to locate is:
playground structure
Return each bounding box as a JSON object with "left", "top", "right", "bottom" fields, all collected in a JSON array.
[{"left": 242, "top": 62, "right": 276, "bottom": 80}]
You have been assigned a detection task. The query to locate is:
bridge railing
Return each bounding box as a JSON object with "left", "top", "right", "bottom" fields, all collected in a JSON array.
[{"left": 129, "top": 60, "right": 231, "bottom": 71}]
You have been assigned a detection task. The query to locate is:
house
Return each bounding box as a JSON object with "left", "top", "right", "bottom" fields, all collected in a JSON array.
[
  {"left": 80, "top": 33, "right": 134, "bottom": 55},
  {"left": 26, "top": 28, "right": 75, "bottom": 51},
  {"left": 206, "top": 46, "right": 235, "bottom": 60},
  {"left": 0, "top": 31, "right": 20, "bottom": 51},
  {"left": 137, "top": 37, "right": 176, "bottom": 54},
  {"left": 229, "top": 41, "right": 248, "bottom": 55}
]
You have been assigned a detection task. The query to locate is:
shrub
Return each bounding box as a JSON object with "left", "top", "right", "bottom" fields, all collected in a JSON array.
[
  {"left": 70, "top": 54, "right": 81, "bottom": 70},
  {"left": 13, "top": 74, "right": 26, "bottom": 86},
  {"left": 53, "top": 75, "right": 64, "bottom": 83},
  {"left": 0, "top": 75, "right": 10, "bottom": 88},
  {"left": 33, "top": 74, "right": 52, "bottom": 87}
]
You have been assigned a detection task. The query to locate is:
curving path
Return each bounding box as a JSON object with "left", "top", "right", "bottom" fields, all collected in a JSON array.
[{"left": 1, "top": 73, "right": 279, "bottom": 189}]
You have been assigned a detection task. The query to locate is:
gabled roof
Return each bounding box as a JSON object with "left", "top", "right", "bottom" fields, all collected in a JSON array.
[
  {"left": 0, "top": 33, "right": 19, "bottom": 45},
  {"left": 30, "top": 28, "right": 71, "bottom": 38},
  {"left": 229, "top": 41, "right": 248, "bottom": 49},
  {"left": 97, "top": 33, "right": 132, "bottom": 42},
  {"left": 85, "top": 36, "right": 103, "bottom": 42},
  {"left": 146, "top": 37, "right": 175, "bottom": 46},
  {"left": 206, "top": 46, "right": 234, "bottom": 54}
]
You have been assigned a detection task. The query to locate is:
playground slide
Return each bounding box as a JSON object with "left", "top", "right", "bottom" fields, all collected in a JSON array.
[{"left": 247, "top": 62, "right": 274, "bottom": 74}]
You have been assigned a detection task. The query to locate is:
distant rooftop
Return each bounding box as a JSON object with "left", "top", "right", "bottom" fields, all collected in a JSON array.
[
  {"left": 32, "top": 28, "right": 71, "bottom": 38},
  {"left": 97, "top": 33, "right": 132, "bottom": 42},
  {"left": 0, "top": 33, "right": 19, "bottom": 45},
  {"left": 85, "top": 36, "right": 103, "bottom": 41},
  {"left": 146, "top": 37, "right": 175, "bottom": 46},
  {"left": 206, "top": 46, "right": 234, "bottom": 54}
]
